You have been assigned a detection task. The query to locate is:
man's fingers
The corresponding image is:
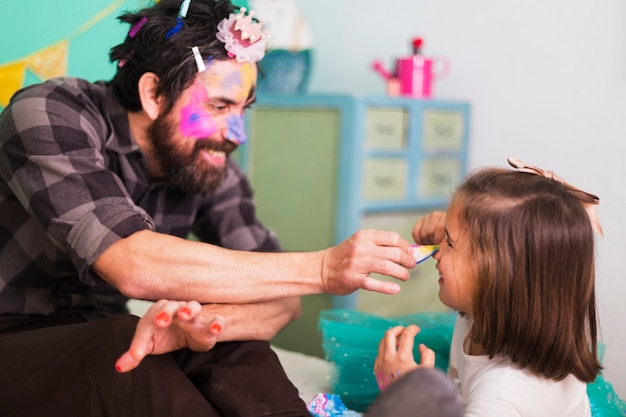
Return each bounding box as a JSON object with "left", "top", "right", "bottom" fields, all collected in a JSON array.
[
  {"left": 361, "top": 276, "right": 401, "bottom": 295},
  {"left": 176, "top": 301, "right": 202, "bottom": 320},
  {"left": 154, "top": 301, "right": 186, "bottom": 326},
  {"left": 208, "top": 315, "right": 225, "bottom": 335},
  {"left": 115, "top": 349, "right": 143, "bottom": 373}
]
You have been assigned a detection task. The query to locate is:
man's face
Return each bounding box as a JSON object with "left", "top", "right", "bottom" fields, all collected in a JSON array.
[{"left": 148, "top": 59, "right": 257, "bottom": 195}]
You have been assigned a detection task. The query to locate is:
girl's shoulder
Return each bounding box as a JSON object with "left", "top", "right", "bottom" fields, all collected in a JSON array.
[{"left": 466, "top": 364, "right": 590, "bottom": 417}]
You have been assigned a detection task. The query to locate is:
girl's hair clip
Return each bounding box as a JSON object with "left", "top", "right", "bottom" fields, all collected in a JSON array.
[
  {"left": 507, "top": 157, "right": 603, "bottom": 236},
  {"left": 216, "top": 7, "right": 268, "bottom": 63}
]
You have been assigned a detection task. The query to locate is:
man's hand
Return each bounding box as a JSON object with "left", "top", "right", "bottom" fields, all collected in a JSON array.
[
  {"left": 374, "top": 325, "right": 435, "bottom": 391},
  {"left": 412, "top": 211, "right": 446, "bottom": 246},
  {"left": 320, "top": 230, "right": 416, "bottom": 295},
  {"left": 115, "top": 300, "right": 225, "bottom": 373}
]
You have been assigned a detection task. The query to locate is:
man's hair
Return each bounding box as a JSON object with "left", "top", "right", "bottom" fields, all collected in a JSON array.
[
  {"left": 452, "top": 167, "right": 602, "bottom": 383},
  {"left": 109, "top": 0, "right": 236, "bottom": 113}
]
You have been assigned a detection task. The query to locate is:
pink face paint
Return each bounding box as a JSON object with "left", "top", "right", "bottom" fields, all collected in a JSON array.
[
  {"left": 179, "top": 83, "right": 219, "bottom": 139},
  {"left": 226, "top": 114, "right": 247, "bottom": 144}
]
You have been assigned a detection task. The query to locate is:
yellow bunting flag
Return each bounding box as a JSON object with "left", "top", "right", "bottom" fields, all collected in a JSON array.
[
  {"left": 24, "top": 41, "right": 69, "bottom": 81},
  {"left": 0, "top": 61, "right": 26, "bottom": 108},
  {"left": 0, "top": 0, "right": 124, "bottom": 108}
]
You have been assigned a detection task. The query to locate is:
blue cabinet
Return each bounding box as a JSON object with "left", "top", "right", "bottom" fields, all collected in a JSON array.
[
  {"left": 335, "top": 97, "right": 470, "bottom": 313},
  {"left": 241, "top": 94, "right": 470, "bottom": 325}
]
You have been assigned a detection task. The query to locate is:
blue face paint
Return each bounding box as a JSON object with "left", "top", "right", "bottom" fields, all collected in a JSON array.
[{"left": 226, "top": 114, "right": 247, "bottom": 144}]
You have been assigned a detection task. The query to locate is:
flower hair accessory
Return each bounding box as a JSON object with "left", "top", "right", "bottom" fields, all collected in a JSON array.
[
  {"left": 507, "top": 157, "right": 603, "bottom": 236},
  {"left": 216, "top": 7, "right": 267, "bottom": 63}
]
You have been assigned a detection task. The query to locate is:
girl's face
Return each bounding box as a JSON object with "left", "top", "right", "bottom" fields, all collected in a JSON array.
[{"left": 432, "top": 203, "right": 476, "bottom": 315}]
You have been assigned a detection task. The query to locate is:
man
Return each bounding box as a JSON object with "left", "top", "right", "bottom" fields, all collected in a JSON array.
[{"left": 0, "top": 1, "right": 417, "bottom": 416}]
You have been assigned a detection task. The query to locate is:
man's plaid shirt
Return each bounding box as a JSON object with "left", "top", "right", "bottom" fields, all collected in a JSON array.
[{"left": 0, "top": 77, "right": 280, "bottom": 319}]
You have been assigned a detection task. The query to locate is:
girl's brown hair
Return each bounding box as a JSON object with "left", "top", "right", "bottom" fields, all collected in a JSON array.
[{"left": 452, "top": 168, "right": 601, "bottom": 382}]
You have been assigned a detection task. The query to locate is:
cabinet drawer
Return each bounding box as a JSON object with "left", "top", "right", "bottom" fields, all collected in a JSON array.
[
  {"left": 365, "top": 108, "right": 407, "bottom": 150},
  {"left": 417, "top": 158, "right": 462, "bottom": 199},
  {"left": 362, "top": 158, "right": 407, "bottom": 201},
  {"left": 422, "top": 110, "right": 465, "bottom": 152}
]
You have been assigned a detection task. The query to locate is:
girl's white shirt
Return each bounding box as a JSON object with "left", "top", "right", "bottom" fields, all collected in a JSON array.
[{"left": 448, "top": 315, "right": 591, "bottom": 417}]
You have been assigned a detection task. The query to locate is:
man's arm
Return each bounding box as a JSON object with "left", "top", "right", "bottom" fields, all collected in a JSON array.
[
  {"left": 92, "top": 227, "right": 416, "bottom": 304},
  {"left": 200, "top": 297, "right": 301, "bottom": 341}
]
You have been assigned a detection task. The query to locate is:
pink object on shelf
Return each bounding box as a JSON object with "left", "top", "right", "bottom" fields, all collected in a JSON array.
[
  {"left": 372, "top": 37, "right": 450, "bottom": 99},
  {"left": 396, "top": 55, "right": 445, "bottom": 98}
]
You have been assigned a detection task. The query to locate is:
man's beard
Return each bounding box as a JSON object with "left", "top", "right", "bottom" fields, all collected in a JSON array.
[{"left": 147, "top": 112, "right": 237, "bottom": 195}]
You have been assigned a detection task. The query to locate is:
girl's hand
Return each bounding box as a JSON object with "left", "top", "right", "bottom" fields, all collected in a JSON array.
[
  {"left": 374, "top": 324, "right": 436, "bottom": 391},
  {"left": 115, "top": 300, "right": 225, "bottom": 373},
  {"left": 412, "top": 211, "right": 446, "bottom": 245}
]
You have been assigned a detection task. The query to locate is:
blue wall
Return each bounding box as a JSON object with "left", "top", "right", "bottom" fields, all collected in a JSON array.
[{"left": 0, "top": 0, "right": 145, "bottom": 110}]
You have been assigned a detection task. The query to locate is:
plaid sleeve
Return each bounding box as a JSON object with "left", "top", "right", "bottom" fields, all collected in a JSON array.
[
  {"left": 0, "top": 80, "right": 154, "bottom": 281},
  {"left": 193, "top": 159, "right": 282, "bottom": 252}
]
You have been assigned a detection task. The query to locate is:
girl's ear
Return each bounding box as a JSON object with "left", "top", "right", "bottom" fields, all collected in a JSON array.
[{"left": 137, "top": 72, "right": 162, "bottom": 121}]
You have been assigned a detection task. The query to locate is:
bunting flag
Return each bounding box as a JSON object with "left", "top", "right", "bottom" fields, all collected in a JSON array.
[
  {"left": 0, "top": 61, "right": 26, "bottom": 108},
  {"left": 0, "top": 41, "right": 69, "bottom": 108},
  {"left": 23, "top": 41, "right": 69, "bottom": 82},
  {"left": 0, "top": 0, "right": 124, "bottom": 109}
]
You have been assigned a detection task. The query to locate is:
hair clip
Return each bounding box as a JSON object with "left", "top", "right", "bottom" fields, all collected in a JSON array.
[
  {"left": 128, "top": 16, "right": 148, "bottom": 38},
  {"left": 216, "top": 7, "right": 267, "bottom": 63},
  {"left": 179, "top": 0, "right": 191, "bottom": 18},
  {"left": 117, "top": 50, "right": 135, "bottom": 68},
  {"left": 507, "top": 157, "right": 603, "bottom": 236},
  {"left": 165, "top": 0, "right": 191, "bottom": 39},
  {"left": 166, "top": 17, "right": 183, "bottom": 39},
  {"left": 192, "top": 46, "right": 206, "bottom": 72}
]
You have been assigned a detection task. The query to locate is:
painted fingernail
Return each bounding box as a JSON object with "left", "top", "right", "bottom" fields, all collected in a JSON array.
[
  {"left": 156, "top": 311, "right": 170, "bottom": 323},
  {"left": 211, "top": 323, "right": 223, "bottom": 333},
  {"left": 179, "top": 307, "right": 192, "bottom": 317},
  {"left": 115, "top": 364, "right": 122, "bottom": 372}
]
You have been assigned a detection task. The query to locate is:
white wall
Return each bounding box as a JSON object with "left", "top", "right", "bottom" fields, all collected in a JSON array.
[{"left": 295, "top": 0, "right": 626, "bottom": 395}]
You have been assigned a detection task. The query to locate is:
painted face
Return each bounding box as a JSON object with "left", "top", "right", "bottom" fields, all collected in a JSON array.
[
  {"left": 147, "top": 59, "right": 257, "bottom": 195},
  {"left": 432, "top": 203, "right": 476, "bottom": 315},
  {"left": 178, "top": 59, "right": 257, "bottom": 147}
]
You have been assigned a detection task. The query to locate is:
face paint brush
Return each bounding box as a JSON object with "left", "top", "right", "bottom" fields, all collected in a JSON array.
[{"left": 411, "top": 244, "right": 439, "bottom": 264}]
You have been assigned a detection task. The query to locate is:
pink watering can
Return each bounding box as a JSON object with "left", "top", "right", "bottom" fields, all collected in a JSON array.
[{"left": 372, "top": 37, "right": 450, "bottom": 99}]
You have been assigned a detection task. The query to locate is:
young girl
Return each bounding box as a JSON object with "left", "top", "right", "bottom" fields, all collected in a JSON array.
[{"left": 374, "top": 157, "right": 603, "bottom": 416}]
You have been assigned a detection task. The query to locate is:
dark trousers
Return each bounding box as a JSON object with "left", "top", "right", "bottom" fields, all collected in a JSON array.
[{"left": 0, "top": 314, "right": 309, "bottom": 417}]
